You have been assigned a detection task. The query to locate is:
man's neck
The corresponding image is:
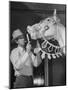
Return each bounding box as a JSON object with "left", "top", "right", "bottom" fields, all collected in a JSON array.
[{"left": 18, "top": 45, "right": 25, "bottom": 51}]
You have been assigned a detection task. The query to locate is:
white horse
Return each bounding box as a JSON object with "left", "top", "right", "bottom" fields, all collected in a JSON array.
[{"left": 27, "top": 9, "right": 65, "bottom": 59}]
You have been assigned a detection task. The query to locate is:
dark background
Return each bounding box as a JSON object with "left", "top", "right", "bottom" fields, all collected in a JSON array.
[{"left": 9, "top": 1, "right": 66, "bottom": 88}]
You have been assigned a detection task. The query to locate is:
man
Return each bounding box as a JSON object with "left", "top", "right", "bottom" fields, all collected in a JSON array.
[{"left": 10, "top": 29, "right": 42, "bottom": 88}]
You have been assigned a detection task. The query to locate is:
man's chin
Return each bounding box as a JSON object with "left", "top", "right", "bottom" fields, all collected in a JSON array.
[{"left": 19, "top": 44, "right": 25, "bottom": 47}]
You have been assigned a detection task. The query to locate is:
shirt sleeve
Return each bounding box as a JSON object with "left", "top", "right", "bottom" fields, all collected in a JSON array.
[
  {"left": 31, "top": 53, "right": 42, "bottom": 67},
  {"left": 10, "top": 49, "right": 29, "bottom": 70},
  {"left": 10, "top": 49, "right": 19, "bottom": 68}
]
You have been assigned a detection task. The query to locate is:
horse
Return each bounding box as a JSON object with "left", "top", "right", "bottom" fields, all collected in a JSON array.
[{"left": 27, "top": 9, "right": 66, "bottom": 59}]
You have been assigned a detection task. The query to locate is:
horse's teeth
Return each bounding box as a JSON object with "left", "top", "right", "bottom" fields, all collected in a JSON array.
[
  {"left": 47, "top": 54, "right": 51, "bottom": 59},
  {"left": 52, "top": 54, "right": 56, "bottom": 59}
]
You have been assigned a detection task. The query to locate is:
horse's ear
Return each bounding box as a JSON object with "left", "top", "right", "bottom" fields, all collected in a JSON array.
[
  {"left": 53, "top": 9, "right": 57, "bottom": 21},
  {"left": 53, "top": 9, "right": 60, "bottom": 23}
]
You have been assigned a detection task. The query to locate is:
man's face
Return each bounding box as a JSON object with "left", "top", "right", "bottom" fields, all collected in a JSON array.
[{"left": 18, "top": 38, "right": 25, "bottom": 46}]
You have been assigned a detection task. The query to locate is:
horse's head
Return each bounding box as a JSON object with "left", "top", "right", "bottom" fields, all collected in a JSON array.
[
  {"left": 27, "top": 9, "right": 65, "bottom": 55},
  {"left": 27, "top": 9, "right": 60, "bottom": 40}
]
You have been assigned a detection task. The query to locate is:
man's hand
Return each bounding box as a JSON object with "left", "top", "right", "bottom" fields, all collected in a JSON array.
[
  {"left": 34, "top": 48, "right": 41, "bottom": 54},
  {"left": 26, "top": 43, "right": 32, "bottom": 53}
]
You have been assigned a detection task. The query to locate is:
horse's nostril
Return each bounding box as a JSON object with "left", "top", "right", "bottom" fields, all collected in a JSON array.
[{"left": 47, "top": 19, "right": 50, "bottom": 21}]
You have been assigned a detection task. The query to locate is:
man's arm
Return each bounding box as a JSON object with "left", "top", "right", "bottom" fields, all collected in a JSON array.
[
  {"left": 31, "top": 52, "right": 42, "bottom": 67},
  {"left": 10, "top": 49, "right": 29, "bottom": 70}
]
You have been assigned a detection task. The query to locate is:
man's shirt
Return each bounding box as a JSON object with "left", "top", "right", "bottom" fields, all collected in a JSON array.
[{"left": 10, "top": 46, "right": 42, "bottom": 76}]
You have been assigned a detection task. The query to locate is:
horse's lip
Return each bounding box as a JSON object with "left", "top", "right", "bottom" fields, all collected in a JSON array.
[{"left": 44, "top": 35, "right": 54, "bottom": 40}]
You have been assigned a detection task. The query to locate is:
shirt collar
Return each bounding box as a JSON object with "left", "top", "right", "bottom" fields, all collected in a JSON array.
[{"left": 18, "top": 45, "right": 25, "bottom": 52}]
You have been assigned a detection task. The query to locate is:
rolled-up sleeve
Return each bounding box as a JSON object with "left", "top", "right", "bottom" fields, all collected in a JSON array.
[
  {"left": 31, "top": 53, "right": 42, "bottom": 67},
  {"left": 10, "top": 49, "right": 29, "bottom": 69}
]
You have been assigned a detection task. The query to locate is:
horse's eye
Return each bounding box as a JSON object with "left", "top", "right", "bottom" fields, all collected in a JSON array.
[{"left": 44, "top": 26, "right": 49, "bottom": 30}]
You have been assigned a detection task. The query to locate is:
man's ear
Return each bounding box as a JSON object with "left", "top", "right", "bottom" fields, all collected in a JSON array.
[{"left": 15, "top": 39, "right": 18, "bottom": 44}]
